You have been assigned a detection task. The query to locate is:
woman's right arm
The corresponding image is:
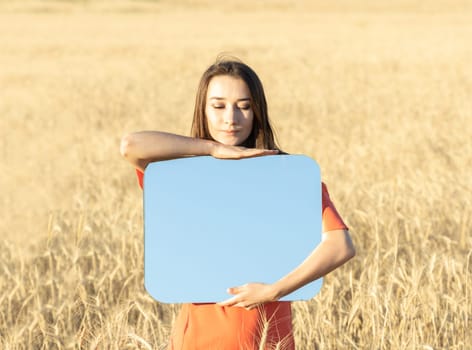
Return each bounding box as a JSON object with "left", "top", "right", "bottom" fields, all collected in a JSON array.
[
  {"left": 120, "top": 131, "right": 278, "bottom": 171},
  {"left": 120, "top": 131, "right": 214, "bottom": 171}
]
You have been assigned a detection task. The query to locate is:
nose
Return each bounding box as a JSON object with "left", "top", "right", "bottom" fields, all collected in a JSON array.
[{"left": 223, "top": 106, "right": 238, "bottom": 125}]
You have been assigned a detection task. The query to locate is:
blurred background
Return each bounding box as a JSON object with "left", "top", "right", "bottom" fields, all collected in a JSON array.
[{"left": 1, "top": 1, "right": 471, "bottom": 348}]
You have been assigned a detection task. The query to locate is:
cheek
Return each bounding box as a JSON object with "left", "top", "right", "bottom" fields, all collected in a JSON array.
[
  {"left": 205, "top": 110, "right": 220, "bottom": 137},
  {"left": 204, "top": 107, "right": 214, "bottom": 127},
  {"left": 245, "top": 112, "right": 255, "bottom": 129},
  {"left": 206, "top": 113, "right": 215, "bottom": 130}
]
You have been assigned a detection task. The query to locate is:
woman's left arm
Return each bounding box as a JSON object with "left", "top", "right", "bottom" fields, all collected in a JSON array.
[
  {"left": 218, "top": 229, "right": 355, "bottom": 309},
  {"left": 270, "top": 229, "right": 355, "bottom": 299}
]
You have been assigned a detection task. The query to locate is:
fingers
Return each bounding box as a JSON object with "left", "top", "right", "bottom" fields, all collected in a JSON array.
[
  {"left": 217, "top": 299, "right": 257, "bottom": 310},
  {"left": 218, "top": 283, "right": 267, "bottom": 310},
  {"left": 217, "top": 296, "right": 238, "bottom": 307},
  {"left": 234, "top": 302, "right": 251, "bottom": 309},
  {"left": 216, "top": 286, "right": 244, "bottom": 307},
  {"left": 227, "top": 286, "right": 241, "bottom": 294},
  {"left": 212, "top": 143, "right": 279, "bottom": 159},
  {"left": 249, "top": 148, "right": 279, "bottom": 155},
  {"left": 242, "top": 148, "right": 279, "bottom": 158},
  {"left": 228, "top": 302, "right": 260, "bottom": 310}
]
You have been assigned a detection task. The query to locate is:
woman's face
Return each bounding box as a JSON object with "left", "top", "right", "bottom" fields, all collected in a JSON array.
[{"left": 205, "top": 75, "right": 254, "bottom": 146}]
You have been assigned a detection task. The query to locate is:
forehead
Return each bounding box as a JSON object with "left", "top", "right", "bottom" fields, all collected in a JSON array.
[{"left": 206, "top": 75, "right": 251, "bottom": 99}]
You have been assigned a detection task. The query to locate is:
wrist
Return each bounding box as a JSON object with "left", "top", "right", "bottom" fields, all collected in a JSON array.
[
  {"left": 269, "top": 282, "right": 284, "bottom": 301},
  {"left": 204, "top": 139, "right": 220, "bottom": 156},
  {"left": 198, "top": 139, "right": 217, "bottom": 156}
]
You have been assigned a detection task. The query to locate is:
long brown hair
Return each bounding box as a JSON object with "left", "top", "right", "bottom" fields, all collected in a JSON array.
[{"left": 190, "top": 58, "right": 282, "bottom": 150}]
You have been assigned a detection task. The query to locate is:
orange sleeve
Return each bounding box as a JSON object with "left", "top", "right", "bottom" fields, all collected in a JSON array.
[
  {"left": 321, "top": 182, "right": 348, "bottom": 232},
  {"left": 135, "top": 168, "right": 144, "bottom": 190}
]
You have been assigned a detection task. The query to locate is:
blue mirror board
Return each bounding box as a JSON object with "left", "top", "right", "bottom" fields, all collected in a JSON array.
[{"left": 144, "top": 155, "right": 322, "bottom": 303}]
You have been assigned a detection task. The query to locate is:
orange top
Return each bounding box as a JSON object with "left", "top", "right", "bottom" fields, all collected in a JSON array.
[{"left": 135, "top": 167, "right": 348, "bottom": 349}]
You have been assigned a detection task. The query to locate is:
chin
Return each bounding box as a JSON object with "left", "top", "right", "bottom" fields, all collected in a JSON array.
[
  {"left": 217, "top": 138, "right": 245, "bottom": 147},
  {"left": 212, "top": 133, "right": 251, "bottom": 147}
]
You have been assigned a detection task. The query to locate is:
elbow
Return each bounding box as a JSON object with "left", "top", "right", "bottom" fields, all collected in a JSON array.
[
  {"left": 120, "top": 133, "right": 146, "bottom": 171},
  {"left": 323, "top": 229, "right": 356, "bottom": 265},
  {"left": 333, "top": 229, "right": 355, "bottom": 263},
  {"left": 120, "top": 133, "right": 133, "bottom": 159},
  {"left": 345, "top": 243, "right": 356, "bottom": 261},
  {"left": 343, "top": 234, "right": 356, "bottom": 262}
]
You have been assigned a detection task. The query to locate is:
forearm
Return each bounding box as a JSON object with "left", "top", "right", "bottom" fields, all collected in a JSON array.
[
  {"left": 120, "top": 131, "right": 216, "bottom": 171},
  {"left": 271, "top": 229, "right": 355, "bottom": 300}
]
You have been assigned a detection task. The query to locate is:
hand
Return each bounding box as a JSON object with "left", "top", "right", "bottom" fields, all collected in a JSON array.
[
  {"left": 217, "top": 283, "right": 280, "bottom": 310},
  {"left": 210, "top": 143, "right": 279, "bottom": 160}
]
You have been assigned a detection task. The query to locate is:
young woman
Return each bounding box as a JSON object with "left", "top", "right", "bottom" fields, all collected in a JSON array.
[{"left": 120, "top": 58, "right": 355, "bottom": 349}]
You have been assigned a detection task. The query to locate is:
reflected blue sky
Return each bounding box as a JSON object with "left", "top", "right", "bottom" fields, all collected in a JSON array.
[{"left": 144, "top": 155, "right": 322, "bottom": 303}]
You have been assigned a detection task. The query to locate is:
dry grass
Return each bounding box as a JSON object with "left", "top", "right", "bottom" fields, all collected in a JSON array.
[{"left": 1, "top": 1, "right": 471, "bottom": 349}]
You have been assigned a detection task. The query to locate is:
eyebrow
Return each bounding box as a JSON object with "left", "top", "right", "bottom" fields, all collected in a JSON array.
[{"left": 209, "top": 97, "right": 251, "bottom": 102}]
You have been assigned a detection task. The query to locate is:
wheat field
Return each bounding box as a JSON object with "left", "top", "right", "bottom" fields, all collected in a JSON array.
[{"left": 0, "top": 0, "right": 471, "bottom": 349}]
